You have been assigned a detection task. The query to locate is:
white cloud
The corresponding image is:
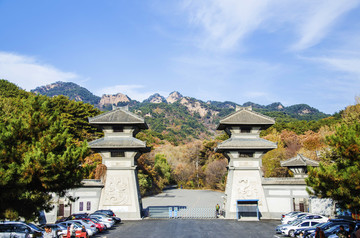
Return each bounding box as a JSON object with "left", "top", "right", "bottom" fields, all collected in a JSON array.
[
  {"left": 183, "top": 0, "right": 270, "bottom": 50},
  {"left": 96, "top": 84, "right": 169, "bottom": 102},
  {"left": 319, "top": 57, "right": 360, "bottom": 75},
  {"left": 0, "top": 51, "right": 80, "bottom": 90},
  {"left": 291, "top": 0, "right": 360, "bottom": 51},
  {"left": 303, "top": 56, "right": 360, "bottom": 76},
  {"left": 181, "top": 0, "right": 360, "bottom": 52}
]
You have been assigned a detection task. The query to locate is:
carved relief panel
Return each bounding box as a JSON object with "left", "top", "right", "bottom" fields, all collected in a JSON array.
[
  {"left": 236, "top": 178, "right": 263, "bottom": 206},
  {"left": 103, "top": 175, "right": 131, "bottom": 206}
]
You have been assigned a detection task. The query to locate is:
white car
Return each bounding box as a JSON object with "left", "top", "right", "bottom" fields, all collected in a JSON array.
[
  {"left": 276, "top": 219, "right": 303, "bottom": 233},
  {"left": 281, "top": 219, "right": 320, "bottom": 237},
  {"left": 301, "top": 214, "right": 329, "bottom": 223},
  {"left": 281, "top": 213, "right": 308, "bottom": 224},
  {"left": 281, "top": 211, "right": 302, "bottom": 220}
]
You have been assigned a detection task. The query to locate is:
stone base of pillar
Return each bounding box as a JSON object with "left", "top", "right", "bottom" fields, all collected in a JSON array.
[
  {"left": 98, "top": 169, "right": 142, "bottom": 220},
  {"left": 224, "top": 169, "right": 269, "bottom": 221}
]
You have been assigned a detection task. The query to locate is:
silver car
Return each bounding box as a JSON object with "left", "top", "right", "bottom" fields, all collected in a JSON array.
[{"left": 89, "top": 214, "right": 115, "bottom": 228}]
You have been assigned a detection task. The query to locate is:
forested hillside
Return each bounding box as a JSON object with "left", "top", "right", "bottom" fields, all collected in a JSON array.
[
  {"left": 31, "top": 81, "right": 101, "bottom": 105},
  {"left": 31, "top": 81, "right": 330, "bottom": 143}
]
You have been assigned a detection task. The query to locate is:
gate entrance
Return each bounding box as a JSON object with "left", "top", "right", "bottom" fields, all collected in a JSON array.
[
  {"left": 236, "top": 199, "right": 259, "bottom": 220},
  {"left": 142, "top": 188, "right": 224, "bottom": 219}
]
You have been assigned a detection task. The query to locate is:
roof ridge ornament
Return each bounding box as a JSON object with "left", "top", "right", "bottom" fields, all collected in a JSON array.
[
  {"left": 236, "top": 105, "right": 252, "bottom": 111},
  {"left": 112, "top": 105, "right": 129, "bottom": 111}
]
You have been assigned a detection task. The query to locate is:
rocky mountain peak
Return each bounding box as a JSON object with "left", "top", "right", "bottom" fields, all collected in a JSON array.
[
  {"left": 167, "top": 91, "right": 183, "bottom": 104},
  {"left": 144, "top": 93, "right": 167, "bottom": 104}
]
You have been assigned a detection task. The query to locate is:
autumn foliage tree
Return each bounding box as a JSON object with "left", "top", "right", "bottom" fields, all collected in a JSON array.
[{"left": 204, "top": 159, "right": 227, "bottom": 190}]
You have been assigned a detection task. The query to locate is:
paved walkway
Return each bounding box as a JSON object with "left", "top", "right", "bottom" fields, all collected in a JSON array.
[
  {"left": 97, "top": 219, "right": 280, "bottom": 238},
  {"left": 142, "top": 188, "right": 225, "bottom": 209}
]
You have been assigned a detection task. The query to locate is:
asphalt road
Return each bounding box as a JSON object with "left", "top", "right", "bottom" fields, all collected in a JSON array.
[
  {"left": 93, "top": 189, "right": 282, "bottom": 238},
  {"left": 96, "top": 219, "right": 281, "bottom": 238}
]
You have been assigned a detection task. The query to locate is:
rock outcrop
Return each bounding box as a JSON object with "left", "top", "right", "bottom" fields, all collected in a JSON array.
[
  {"left": 99, "top": 93, "right": 131, "bottom": 107},
  {"left": 179, "top": 97, "right": 217, "bottom": 118}
]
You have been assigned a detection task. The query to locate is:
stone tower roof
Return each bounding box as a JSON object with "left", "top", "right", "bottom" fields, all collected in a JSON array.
[
  {"left": 215, "top": 138, "right": 277, "bottom": 152},
  {"left": 88, "top": 137, "right": 148, "bottom": 151},
  {"left": 216, "top": 107, "right": 275, "bottom": 130},
  {"left": 280, "top": 154, "right": 319, "bottom": 167},
  {"left": 88, "top": 108, "right": 148, "bottom": 129}
]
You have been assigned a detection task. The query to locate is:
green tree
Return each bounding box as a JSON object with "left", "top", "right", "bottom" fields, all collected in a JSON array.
[
  {"left": 154, "top": 154, "right": 172, "bottom": 185},
  {"left": 137, "top": 170, "right": 152, "bottom": 196},
  {"left": 306, "top": 121, "right": 360, "bottom": 212},
  {"left": 0, "top": 95, "right": 88, "bottom": 221}
]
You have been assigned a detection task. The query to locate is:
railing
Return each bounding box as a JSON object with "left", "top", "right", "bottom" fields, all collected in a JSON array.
[
  {"left": 177, "top": 208, "right": 216, "bottom": 219},
  {"left": 147, "top": 206, "right": 217, "bottom": 219}
]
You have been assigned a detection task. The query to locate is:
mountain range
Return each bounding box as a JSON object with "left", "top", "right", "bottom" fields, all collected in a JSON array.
[{"left": 31, "top": 81, "right": 330, "bottom": 140}]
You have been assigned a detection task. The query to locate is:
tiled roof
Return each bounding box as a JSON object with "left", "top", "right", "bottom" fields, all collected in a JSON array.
[
  {"left": 89, "top": 137, "right": 147, "bottom": 149},
  {"left": 217, "top": 108, "right": 275, "bottom": 130},
  {"left": 280, "top": 154, "right": 319, "bottom": 167},
  {"left": 88, "top": 108, "right": 148, "bottom": 129},
  {"left": 216, "top": 138, "right": 277, "bottom": 151}
]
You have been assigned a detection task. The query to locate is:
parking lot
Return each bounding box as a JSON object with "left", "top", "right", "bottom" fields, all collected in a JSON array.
[{"left": 94, "top": 219, "right": 280, "bottom": 238}]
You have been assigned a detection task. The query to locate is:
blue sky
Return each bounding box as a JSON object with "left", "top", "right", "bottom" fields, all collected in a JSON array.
[{"left": 1, "top": 0, "right": 360, "bottom": 114}]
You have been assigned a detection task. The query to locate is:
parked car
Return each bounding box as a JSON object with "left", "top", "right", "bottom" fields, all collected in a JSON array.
[
  {"left": 281, "top": 211, "right": 302, "bottom": 220},
  {"left": 302, "top": 220, "right": 355, "bottom": 238},
  {"left": 40, "top": 223, "right": 68, "bottom": 238},
  {"left": 282, "top": 213, "right": 309, "bottom": 224},
  {"left": 80, "top": 218, "right": 106, "bottom": 232},
  {"left": 89, "top": 214, "right": 115, "bottom": 228},
  {"left": 69, "top": 220, "right": 97, "bottom": 236},
  {"left": 94, "top": 209, "right": 121, "bottom": 223},
  {"left": 94, "top": 209, "right": 115, "bottom": 217},
  {"left": 308, "top": 224, "right": 351, "bottom": 238},
  {"left": 293, "top": 222, "right": 325, "bottom": 237},
  {"left": 328, "top": 226, "right": 351, "bottom": 238},
  {"left": 301, "top": 214, "right": 329, "bottom": 223},
  {"left": 0, "top": 221, "right": 44, "bottom": 238},
  {"left": 56, "top": 213, "right": 89, "bottom": 223},
  {"left": 281, "top": 219, "right": 320, "bottom": 237},
  {"left": 276, "top": 219, "right": 304, "bottom": 234},
  {"left": 57, "top": 221, "right": 89, "bottom": 238}
]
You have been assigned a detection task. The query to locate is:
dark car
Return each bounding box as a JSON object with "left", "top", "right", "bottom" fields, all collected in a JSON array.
[
  {"left": 56, "top": 213, "right": 89, "bottom": 223},
  {"left": 94, "top": 210, "right": 121, "bottom": 223},
  {"left": 0, "top": 221, "right": 44, "bottom": 238},
  {"left": 95, "top": 210, "right": 115, "bottom": 217},
  {"left": 323, "top": 224, "right": 351, "bottom": 237},
  {"left": 302, "top": 220, "right": 354, "bottom": 238}
]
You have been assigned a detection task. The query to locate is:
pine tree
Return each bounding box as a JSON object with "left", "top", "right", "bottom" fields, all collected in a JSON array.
[
  {"left": 306, "top": 121, "right": 360, "bottom": 212},
  {"left": 0, "top": 95, "right": 88, "bottom": 220}
]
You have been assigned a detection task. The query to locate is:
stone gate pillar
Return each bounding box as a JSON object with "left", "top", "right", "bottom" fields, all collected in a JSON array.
[
  {"left": 88, "top": 107, "right": 149, "bottom": 220},
  {"left": 215, "top": 106, "right": 277, "bottom": 220}
]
